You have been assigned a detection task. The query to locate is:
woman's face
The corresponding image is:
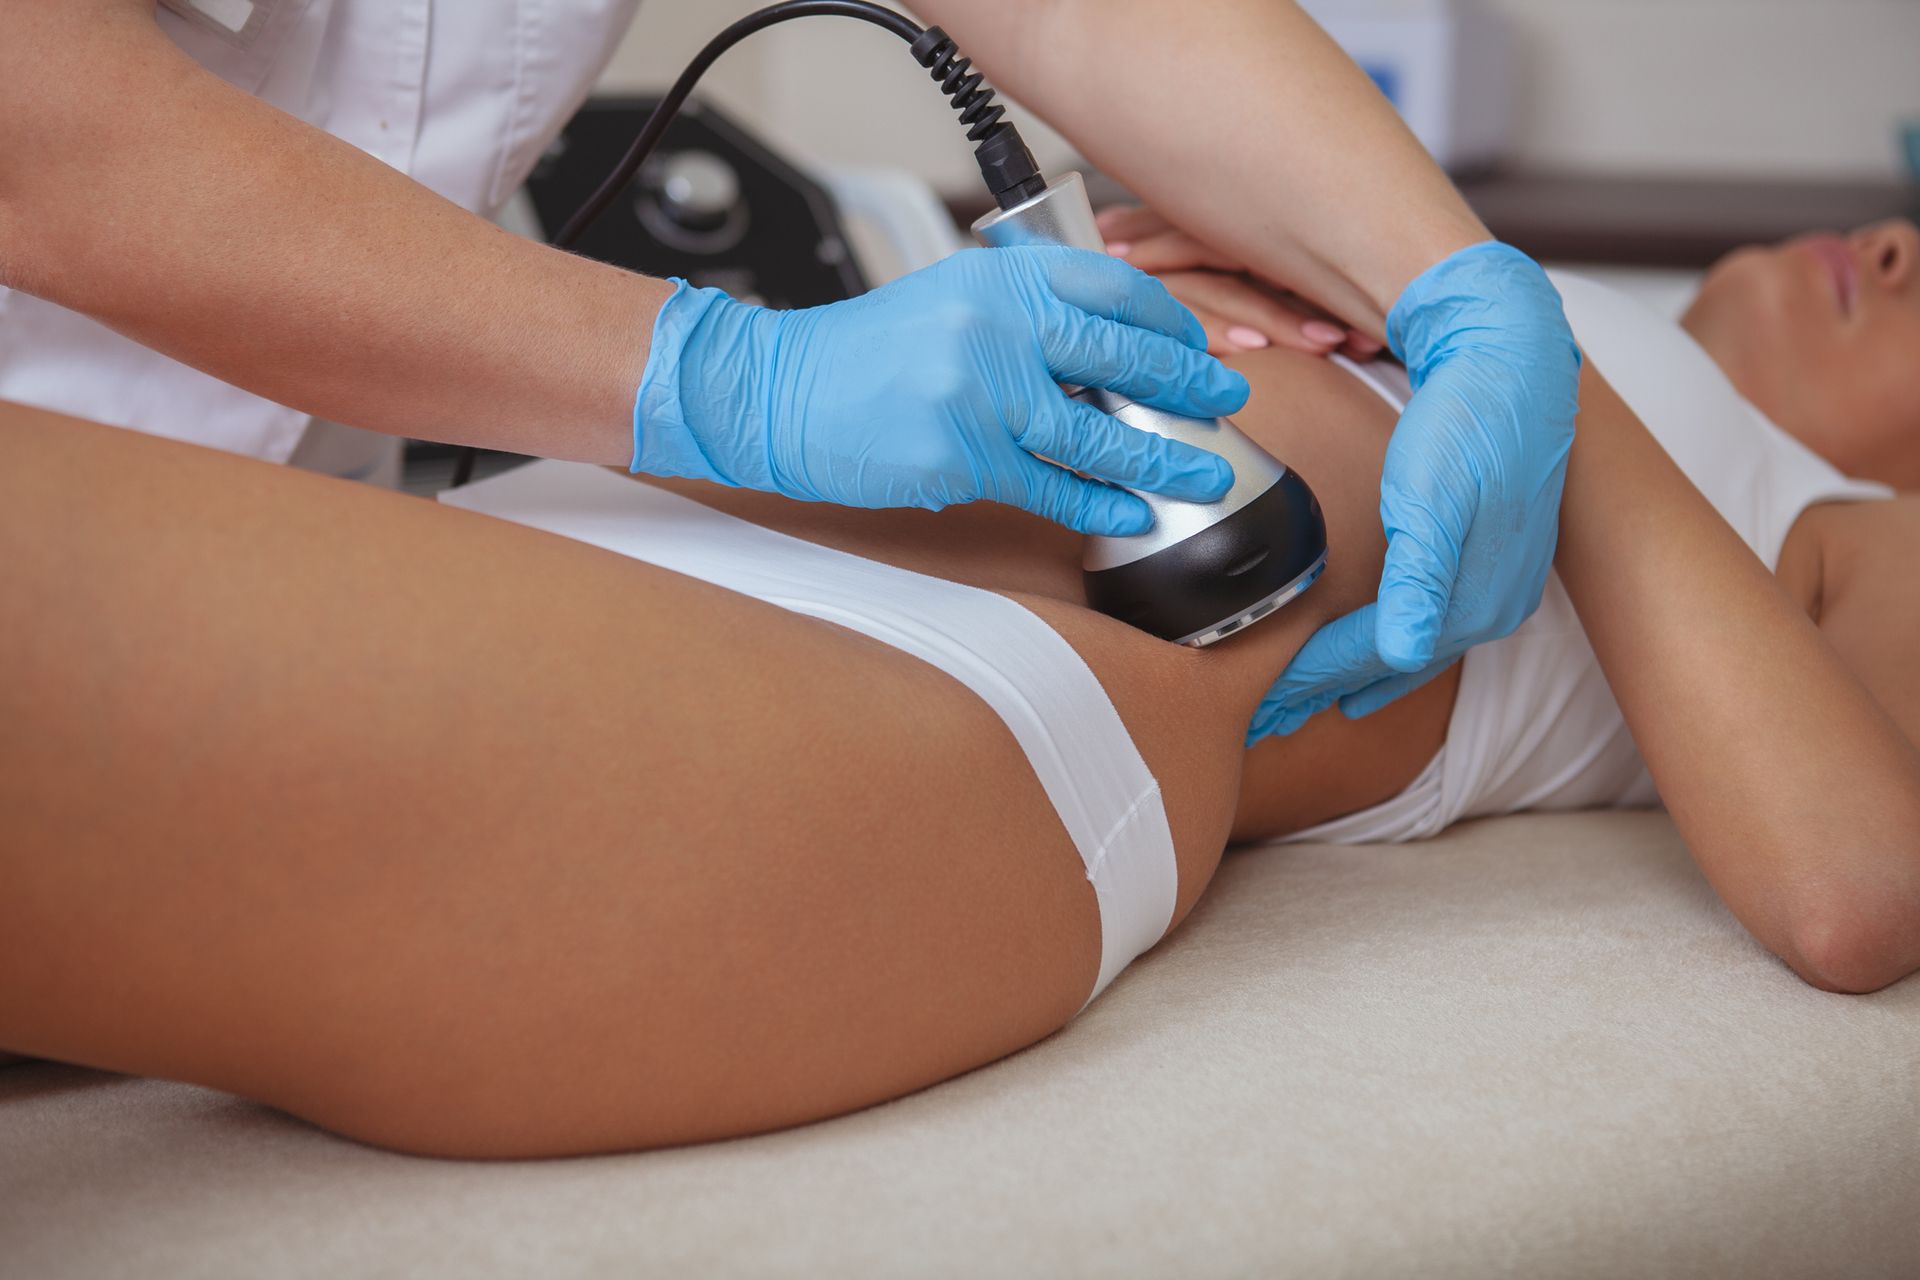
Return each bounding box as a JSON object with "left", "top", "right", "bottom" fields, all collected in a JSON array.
[{"left": 1682, "top": 218, "right": 1920, "bottom": 490}]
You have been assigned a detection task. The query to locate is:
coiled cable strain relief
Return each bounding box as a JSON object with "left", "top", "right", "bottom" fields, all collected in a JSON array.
[{"left": 910, "top": 25, "right": 1045, "bottom": 209}]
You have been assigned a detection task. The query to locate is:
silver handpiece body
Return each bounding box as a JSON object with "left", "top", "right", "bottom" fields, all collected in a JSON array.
[{"left": 970, "top": 173, "right": 1290, "bottom": 573}]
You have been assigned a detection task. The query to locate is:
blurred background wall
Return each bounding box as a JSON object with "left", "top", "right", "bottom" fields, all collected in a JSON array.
[
  {"left": 594, "top": 0, "right": 1920, "bottom": 193},
  {"left": 1478, "top": 0, "right": 1917, "bottom": 179}
]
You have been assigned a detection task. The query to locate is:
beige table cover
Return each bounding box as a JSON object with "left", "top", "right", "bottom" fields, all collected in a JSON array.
[{"left": 4, "top": 812, "right": 1916, "bottom": 1278}]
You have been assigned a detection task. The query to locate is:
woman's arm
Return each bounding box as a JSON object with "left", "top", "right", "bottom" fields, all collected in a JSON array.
[
  {"left": 1557, "top": 369, "right": 1920, "bottom": 993},
  {"left": 915, "top": 0, "right": 1487, "bottom": 335},
  {"left": 0, "top": 0, "right": 665, "bottom": 462}
]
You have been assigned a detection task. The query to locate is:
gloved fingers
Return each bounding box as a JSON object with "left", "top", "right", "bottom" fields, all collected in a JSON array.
[
  {"left": 1336, "top": 659, "right": 1453, "bottom": 721},
  {"left": 1044, "top": 309, "right": 1250, "bottom": 419},
  {"left": 1374, "top": 492, "right": 1466, "bottom": 672},
  {"left": 1036, "top": 249, "right": 1211, "bottom": 350},
  {"left": 1021, "top": 396, "right": 1233, "bottom": 503},
  {"left": 1244, "top": 687, "right": 1341, "bottom": 745},
  {"left": 1165, "top": 298, "right": 1249, "bottom": 358},
  {"left": 1247, "top": 604, "right": 1398, "bottom": 742},
  {"left": 1140, "top": 273, "right": 1260, "bottom": 356},
  {"left": 1010, "top": 454, "right": 1155, "bottom": 537}
]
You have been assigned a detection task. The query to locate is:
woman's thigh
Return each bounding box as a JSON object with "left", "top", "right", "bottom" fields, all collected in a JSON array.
[{"left": 0, "top": 404, "right": 1249, "bottom": 1156}]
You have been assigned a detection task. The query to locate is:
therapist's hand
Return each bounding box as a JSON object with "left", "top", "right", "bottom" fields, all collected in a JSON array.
[
  {"left": 629, "top": 247, "right": 1247, "bottom": 536},
  {"left": 1248, "top": 242, "right": 1581, "bottom": 743}
]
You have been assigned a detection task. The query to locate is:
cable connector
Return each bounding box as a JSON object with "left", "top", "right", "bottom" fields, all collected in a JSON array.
[{"left": 910, "top": 26, "right": 1045, "bottom": 209}]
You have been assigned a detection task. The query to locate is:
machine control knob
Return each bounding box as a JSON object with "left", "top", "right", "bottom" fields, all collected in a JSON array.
[
  {"left": 636, "top": 149, "right": 750, "bottom": 254},
  {"left": 652, "top": 150, "right": 741, "bottom": 234}
]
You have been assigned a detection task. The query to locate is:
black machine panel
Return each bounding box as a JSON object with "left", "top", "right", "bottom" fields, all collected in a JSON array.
[
  {"left": 410, "top": 95, "right": 866, "bottom": 487},
  {"left": 524, "top": 96, "right": 867, "bottom": 308}
]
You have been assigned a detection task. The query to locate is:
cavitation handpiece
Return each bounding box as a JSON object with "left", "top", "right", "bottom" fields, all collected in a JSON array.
[{"left": 971, "top": 173, "right": 1329, "bottom": 646}]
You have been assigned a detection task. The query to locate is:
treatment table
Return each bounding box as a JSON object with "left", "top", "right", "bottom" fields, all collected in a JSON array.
[{"left": 3, "top": 811, "right": 1916, "bottom": 1278}]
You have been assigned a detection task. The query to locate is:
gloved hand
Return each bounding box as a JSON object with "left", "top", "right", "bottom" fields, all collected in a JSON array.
[
  {"left": 1248, "top": 241, "right": 1581, "bottom": 743},
  {"left": 631, "top": 246, "right": 1250, "bottom": 536}
]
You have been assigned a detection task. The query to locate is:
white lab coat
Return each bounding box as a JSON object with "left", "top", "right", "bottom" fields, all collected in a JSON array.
[{"left": 0, "top": 0, "right": 642, "bottom": 462}]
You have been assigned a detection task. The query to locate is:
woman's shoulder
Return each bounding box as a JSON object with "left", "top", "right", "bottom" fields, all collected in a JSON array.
[
  {"left": 1549, "top": 271, "right": 1892, "bottom": 569},
  {"left": 1785, "top": 494, "right": 1920, "bottom": 757},
  {"left": 1803, "top": 492, "right": 1920, "bottom": 570},
  {"left": 1774, "top": 490, "right": 1911, "bottom": 625}
]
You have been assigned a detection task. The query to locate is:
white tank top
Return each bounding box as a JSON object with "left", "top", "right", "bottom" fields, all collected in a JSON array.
[
  {"left": 0, "top": 0, "right": 641, "bottom": 462},
  {"left": 1285, "top": 271, "right": 1893, "bottom": 844}
]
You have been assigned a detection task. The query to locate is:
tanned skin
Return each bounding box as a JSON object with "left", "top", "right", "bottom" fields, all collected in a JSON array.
[{"left": 3, "top": 342, "right": 1916, "bottom": 1156}]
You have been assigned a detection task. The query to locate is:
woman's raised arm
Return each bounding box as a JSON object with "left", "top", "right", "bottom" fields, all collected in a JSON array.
[
  {"left": 1558, "top": 368, "right": 1920, "bottom": 993},
  {"left": 913, "top": 0, "right": 1484, "bottom": 332}
]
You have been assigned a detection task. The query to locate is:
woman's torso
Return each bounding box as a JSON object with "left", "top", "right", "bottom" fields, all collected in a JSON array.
[
  {"left": 644, "top": 272, "right": 1892, "bottom": 847},
  {"left": 0, "top": 0, "right": 640, "bottom": 461},
  {"left": 1270, "top": 271, "right": 1894, "bottom": 845},
  {"left": 637, "top": 336, "right": 1462, "bottom": 842}
]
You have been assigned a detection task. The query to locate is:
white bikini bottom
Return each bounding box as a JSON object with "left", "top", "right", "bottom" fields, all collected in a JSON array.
[{"left": 442, "top": 460, "right": 1177, "bottom": 1005}]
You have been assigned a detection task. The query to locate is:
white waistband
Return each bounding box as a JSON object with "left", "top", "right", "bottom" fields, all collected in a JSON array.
[{"left": 442, "top": 462, "right": 1177, "bottom": 1005}]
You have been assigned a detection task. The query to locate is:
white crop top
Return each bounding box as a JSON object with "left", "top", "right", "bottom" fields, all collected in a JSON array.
[{"left": 1283, "top": 271, "right": 1893, "bottom": 844}]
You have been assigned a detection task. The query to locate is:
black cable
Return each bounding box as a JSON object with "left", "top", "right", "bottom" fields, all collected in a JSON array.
[
  {"left": 448, "top": 2, "right": 1039, "bottom": 488},
  {"left": 555, "top": 2, "right": 922, "bottom": 250}
]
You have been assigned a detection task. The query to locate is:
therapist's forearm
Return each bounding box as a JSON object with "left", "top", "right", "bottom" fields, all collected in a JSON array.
[
  {"left": 0, "top": 5, "right": 665, "bottom": 463},
  {"left": 915, "top": 0, "right": 1490, "bottom": 335}
]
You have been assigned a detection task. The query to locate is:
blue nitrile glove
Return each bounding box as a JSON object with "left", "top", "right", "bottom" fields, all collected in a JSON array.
[
  {"left": 631, "top": 246, "right": 1248, "bottom": 535},
  {"left": 1248, "top": 242, "right": 1581, "bottom": 743}
]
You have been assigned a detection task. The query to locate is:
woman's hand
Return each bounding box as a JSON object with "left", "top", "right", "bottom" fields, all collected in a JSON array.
[{"left": 1096, "top": 205, "right": 1383, "bottom": 360}]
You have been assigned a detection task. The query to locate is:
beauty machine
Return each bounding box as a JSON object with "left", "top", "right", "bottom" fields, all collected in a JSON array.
[
  {"left": 462, "top": 0, "right": 1328, "bottom": 646},
  {"left": 972, "top": 172, "right": 1327, "bottom": 644}
]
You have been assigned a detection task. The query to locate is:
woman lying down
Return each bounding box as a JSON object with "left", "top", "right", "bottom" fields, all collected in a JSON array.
[{"left": 2, "top": 220, "right": 1918, "bottom": 1160}]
